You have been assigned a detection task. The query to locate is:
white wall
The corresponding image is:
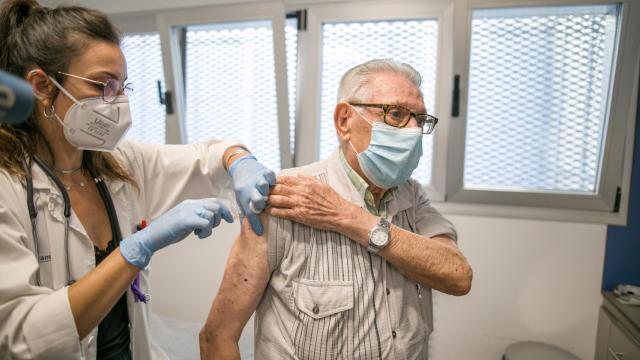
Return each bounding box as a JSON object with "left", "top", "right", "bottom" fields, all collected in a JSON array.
[
  {"left": 431, "top": 215, "right": 606, "bottom": 360},
  {"left": 149, "top": 222, "right": 240, "bottom": 323}
]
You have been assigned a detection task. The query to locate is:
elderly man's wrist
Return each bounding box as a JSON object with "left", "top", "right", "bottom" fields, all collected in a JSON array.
[{"left": 338, "top": 205, "right": 377, "bottom": 246}]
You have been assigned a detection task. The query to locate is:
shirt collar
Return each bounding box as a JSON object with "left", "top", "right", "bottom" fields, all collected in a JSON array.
[
  {"left": 337, "top": 148, "right": 396, "bottom": 216},
  {"left": 31, "top": 161, "right": 62, "bottom": 194}
]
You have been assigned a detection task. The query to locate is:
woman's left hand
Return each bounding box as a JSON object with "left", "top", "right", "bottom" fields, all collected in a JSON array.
[
  {"left": 265, "top": 175, "right": 356, "bottom": 232},
  {"left": 229, "top": 156, "right": 276, "bottom": 236}
]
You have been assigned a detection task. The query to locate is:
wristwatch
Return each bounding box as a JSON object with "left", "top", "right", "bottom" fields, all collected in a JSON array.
[{"left": 367, "top": 217, "right": 391, "bottom": 254}]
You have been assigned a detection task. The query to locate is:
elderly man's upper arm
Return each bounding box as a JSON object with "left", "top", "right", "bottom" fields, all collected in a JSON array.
[
  {"left": 202, "top": 214, "right": 271, "bottom": 343},
  {"left": 413, "top": 180, "right": 458, "bottom": 244}
]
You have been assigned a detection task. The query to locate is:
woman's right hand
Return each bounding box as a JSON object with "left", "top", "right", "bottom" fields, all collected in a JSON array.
[{"left": 119, "top": 198, "right": 234, "bottom": 269}]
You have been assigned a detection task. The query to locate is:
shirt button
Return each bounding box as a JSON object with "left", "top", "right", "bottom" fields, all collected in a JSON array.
[
  {"left": 312, "top": 305, "right": 319, "bottom": 314},
  {"left": 386, "top": 288, "right": 390, "bottom": 295},
  {"left": 392, "top": 330, "right": 397, "bottom": 338}
]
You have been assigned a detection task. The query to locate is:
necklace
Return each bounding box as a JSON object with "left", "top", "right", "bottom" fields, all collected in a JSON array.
[
  {"left": 63, "top": 181, "right": 86, "bottom": 191},
  {"left": 57, "top": 169, "right": 87, "bottom": 191},
  {"left": 53, "top": 165, "right": 83, "bottom": 174}
]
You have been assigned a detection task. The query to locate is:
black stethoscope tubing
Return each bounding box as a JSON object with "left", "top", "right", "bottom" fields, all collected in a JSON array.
[{"left": 24, "top": 155, "right": 122, "bottom": 288}]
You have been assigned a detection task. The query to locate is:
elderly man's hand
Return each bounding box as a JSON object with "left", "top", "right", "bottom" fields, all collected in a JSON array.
[{"left": 266, "top": 175, "right": 356, "bottom": 232}]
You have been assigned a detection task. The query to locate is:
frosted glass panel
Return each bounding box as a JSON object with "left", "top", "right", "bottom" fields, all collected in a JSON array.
[
  {"left": 184, "top": 21, "right": 281, "bottom": 170},
  {"left": 121, "top": 33, "right": 166, "bottom": 144},
  {"left": 464, "top": 5, "right": 619, "bottom": 193},
  {"left": 182, "top": 20, "right": 298, "bottom": 171}
]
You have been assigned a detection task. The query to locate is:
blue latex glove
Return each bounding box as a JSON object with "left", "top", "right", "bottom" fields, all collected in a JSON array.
[
  {"left": 228, "top": 155, "right": 276, "bottom": 235},
  {"left": 120, "top": 198, "right": 233, "bottom": 269}
]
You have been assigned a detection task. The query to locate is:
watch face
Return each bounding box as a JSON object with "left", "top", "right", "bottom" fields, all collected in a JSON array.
[{"left": 371, "top": 229, "right": 388, "bottom": 246}]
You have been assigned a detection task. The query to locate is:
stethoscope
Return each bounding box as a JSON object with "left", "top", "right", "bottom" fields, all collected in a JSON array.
[{"left": 23, "top": 155, "right": 122, "bottom": 289}]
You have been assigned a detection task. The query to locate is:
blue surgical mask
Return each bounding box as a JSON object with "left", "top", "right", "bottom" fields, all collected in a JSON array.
[{"left": 349, "top": 109, "right": 423, "bottom": 189}]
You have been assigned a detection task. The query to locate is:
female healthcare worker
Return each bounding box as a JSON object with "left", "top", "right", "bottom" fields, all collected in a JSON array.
[{"left": 0, "top": 0, "right": 275, "bottom": 359}]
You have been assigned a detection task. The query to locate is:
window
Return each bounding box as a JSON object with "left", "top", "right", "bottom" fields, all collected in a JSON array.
[
  {"left": 121, "top": 32, "right": 167, "bottom": 144},
  {"left": 318, "top": 19, "right": 439, "bottom": 185},
  {"left": 179, "top": 18, "right": 298, "bottom": 171},
  {"left": 464, "top": 5, "right": 619, "bottom": 194},
  {"left": 182, "top": 20, "right": 282, "bottom": 170},
  {"left": 446, "top": 0, "right": 640, "bottom": 218},
  {"left": 156, "top": 2, "right": 292, "bottom": 170}
]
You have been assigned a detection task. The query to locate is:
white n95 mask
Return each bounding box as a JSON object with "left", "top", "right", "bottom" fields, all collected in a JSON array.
[{"left": 49, "top": 76, "right": 132, "bottom": 152}]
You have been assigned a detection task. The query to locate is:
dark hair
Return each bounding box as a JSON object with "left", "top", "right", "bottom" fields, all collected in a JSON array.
[{"left": 0, "top": 0, "right": 135, "bottom": 188}]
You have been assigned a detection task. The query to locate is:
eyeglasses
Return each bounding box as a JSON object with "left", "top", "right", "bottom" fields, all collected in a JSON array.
[
  {"left": 57, "top": 71, "right": 133, "bottom": 103},
  {"left": 349, "top": 103, "right": 438, "bottom": 134}
]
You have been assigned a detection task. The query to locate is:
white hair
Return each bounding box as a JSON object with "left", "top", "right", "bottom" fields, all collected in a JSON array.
[{"left": 336, "top": 58, "right": 423, "bottom": 103}]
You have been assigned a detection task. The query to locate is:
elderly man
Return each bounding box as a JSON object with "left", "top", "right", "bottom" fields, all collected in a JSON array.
[{"left": 200, "top": 59, "right": 473, "bottom": 359}]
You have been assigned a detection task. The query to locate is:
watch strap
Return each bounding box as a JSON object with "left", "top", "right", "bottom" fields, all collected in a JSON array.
[{"left": 367, "top": 244, "right": 381, "bottom": 254}]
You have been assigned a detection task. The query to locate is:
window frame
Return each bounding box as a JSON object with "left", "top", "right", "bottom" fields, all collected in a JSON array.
[
  {"left": 444, "top": 0, "right": 640, "bottom": 223},
  {"left": 291, "top": 0, "right": 455, "bottom": 201},
  {"left": 153, "top": 2, "right": 293, "bottom": 168}
]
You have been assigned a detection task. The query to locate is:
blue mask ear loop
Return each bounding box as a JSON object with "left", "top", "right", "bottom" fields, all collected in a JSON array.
[
  {"left": 347, "top": 104, "right": 374, "bottom": 157},
  {"left": 348, "top": 104, "right": 375, "bottom": 127}
]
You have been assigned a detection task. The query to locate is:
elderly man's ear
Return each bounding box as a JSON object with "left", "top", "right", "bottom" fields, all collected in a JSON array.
[{"left": 334, "top": 102, "right": 352, "bottom": 143}]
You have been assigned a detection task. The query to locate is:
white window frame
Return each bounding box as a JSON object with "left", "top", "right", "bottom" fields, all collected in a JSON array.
[
  {"left": 291, "top": 0, "right": 455, "bottom": 201},
  {"left": 152, "top": 2, "right": 293, "bottom": 168},
  {"left": 440, "top": 0, "right": 640, "bottom": 224},
  {"left": 110, "top": 12, "right": 157, "bottom": 34}
]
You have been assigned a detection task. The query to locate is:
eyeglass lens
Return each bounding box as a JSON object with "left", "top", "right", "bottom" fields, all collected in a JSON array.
[
  {"left": 385, "top": 107, "right": 410, "bottom": 126},
  {"left": 103, "top": 79, "right": 121, "bottom": 103},
  {"left": 385, "top": 106, "right": 436, "bottom": 133},
  {"left": 421, "top": 117, "right": 435, "bottom": 134},
  {"left": 103, "top": 79, "right": 133, "bottom": 102}
]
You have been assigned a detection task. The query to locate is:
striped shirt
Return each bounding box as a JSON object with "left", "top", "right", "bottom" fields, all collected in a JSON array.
[{"left": 255, "top": 149, "right": 457, "bottom": 360}]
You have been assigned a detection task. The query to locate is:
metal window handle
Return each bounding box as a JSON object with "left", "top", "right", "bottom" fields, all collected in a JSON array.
[
  {"left": 157, "top": 80, "right": 174, "bottom": 115},
  {"left": 451, "top": 74, "right": 460, "bottom": 117},
  {"left": 608, "top": 347, "right": 624, "bottom": 360}
]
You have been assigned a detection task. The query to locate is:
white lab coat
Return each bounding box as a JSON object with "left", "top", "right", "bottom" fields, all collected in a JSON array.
[{"left": 0, "top": 139, "right": 238, "bottom": 359}]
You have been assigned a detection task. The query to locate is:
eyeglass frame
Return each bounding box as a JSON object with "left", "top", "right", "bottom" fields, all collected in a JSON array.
[
  {"left": 349, "top": 103, "right": 438, "bottom": 134},
  {"left": 56, "top": 71, "right": 133, "bottom": 103}
]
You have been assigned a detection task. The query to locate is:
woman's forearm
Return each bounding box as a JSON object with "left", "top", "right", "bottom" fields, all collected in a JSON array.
[{"left": 68, "top": 249, "right": 138, "bottom": 338}]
